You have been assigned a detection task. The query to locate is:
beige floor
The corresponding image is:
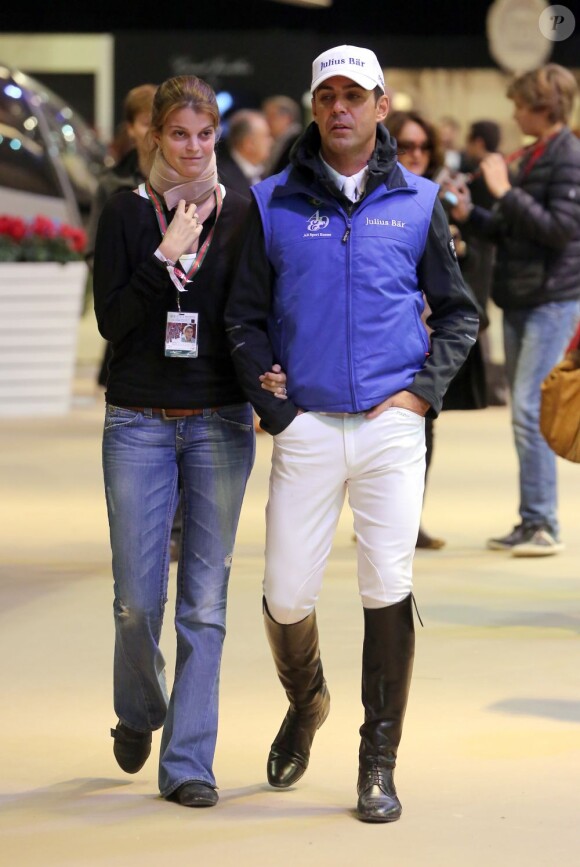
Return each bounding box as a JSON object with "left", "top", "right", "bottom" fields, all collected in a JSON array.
[{"left": 0, "top": 362, "right": 579, "bottom": 867}]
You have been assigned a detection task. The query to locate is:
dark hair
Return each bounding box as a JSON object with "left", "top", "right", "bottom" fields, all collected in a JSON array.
[
  {"left": 227, "top": 110, "right": 264, "bottom": 149},
  {"left": 468, "top": 120, "right": 501, "bottom": 153},
  {"left": 507, "top": 64, "right": 578, "bottom": 124},
  {"left": 151, "top": 76, "right": 219, "bottom": 136},
  {"left": 385, "top": 110, "right": 444, "bottom": 180},
  {"left": 312, "top": 84, "right": 386, "bottom": 106},
  {"left": 262, "top": 95, "right": 301, "bottom": 125}
]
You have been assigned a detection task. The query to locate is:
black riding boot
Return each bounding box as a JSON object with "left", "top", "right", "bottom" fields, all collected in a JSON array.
[
  {"left": 356, "top": 594, "right": 415, "bottom": 823},
  {"left": 264, "top": 599, "right": 330, "bottom": 788}
]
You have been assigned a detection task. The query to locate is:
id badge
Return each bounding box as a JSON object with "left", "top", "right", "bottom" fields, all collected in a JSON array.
[{"left": 165, "top": 311, "right": 199, "bottom": 358}]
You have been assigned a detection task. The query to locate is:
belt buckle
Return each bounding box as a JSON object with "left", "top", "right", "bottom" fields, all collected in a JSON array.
[{"left": 161, "top": 408, "right": 180, "bottom": 420}]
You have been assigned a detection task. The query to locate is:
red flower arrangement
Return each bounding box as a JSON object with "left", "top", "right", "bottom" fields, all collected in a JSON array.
[{"left": 0, "top": 214, "right": 86, "bottom": 263}]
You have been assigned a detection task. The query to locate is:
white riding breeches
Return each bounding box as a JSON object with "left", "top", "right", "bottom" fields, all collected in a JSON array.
[{"left": 264, "top": 408, "right": 426, "bottom": 624}]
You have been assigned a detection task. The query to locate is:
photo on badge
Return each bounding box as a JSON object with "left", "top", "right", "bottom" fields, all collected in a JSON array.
[{"left": 165, "top": 311, "right": 199, "bottom": 357}]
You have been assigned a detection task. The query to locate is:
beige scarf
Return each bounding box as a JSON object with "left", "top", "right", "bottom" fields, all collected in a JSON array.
[{"left": 149, "top": 148, "right": 219, "bottom": 222}]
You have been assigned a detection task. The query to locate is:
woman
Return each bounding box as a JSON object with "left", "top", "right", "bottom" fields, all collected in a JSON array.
[
  {"left": 386, "top": 111, "right": 487, "bottom": 549},
  {"left": 87, "top": 83, "right": 158, "bottom": 271},
  {"left": 451, "top": 64, "right": 580, "bottom": 556},
  {"left": 94, "top": 75, "right": 284, "bottom": 808},
  {"left": 386, "top": 110, "right": 444, "bottom": 182}
]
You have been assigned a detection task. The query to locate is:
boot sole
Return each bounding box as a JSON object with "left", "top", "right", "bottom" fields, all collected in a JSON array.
[
  {"left": 267, "top": 768, "right": 306, "bottom": 788},
  {"left": 356, "top": 811, "right": 401, "bottom": 823}
]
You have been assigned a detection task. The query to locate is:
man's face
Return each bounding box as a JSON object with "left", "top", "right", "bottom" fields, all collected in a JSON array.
[
  {"left": 263, "top": 105, "right": 288, "bottom": 139},
  {"left": 465, "top": 136, "right": 485, "bottom": 163},
  {"left": 311, "top": 76, "right": 388, "bottom": 163},
  {"left": 244, "top": 116, "right": 274, "bottom": 166}
]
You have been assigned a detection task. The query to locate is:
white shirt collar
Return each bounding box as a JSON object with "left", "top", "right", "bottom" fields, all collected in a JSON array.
[
  {"left": 230, "top": 149, "right": 264, "bottom": 183},
  {"left": 319, "top": 155, "right": 368, "bottom": 201}
]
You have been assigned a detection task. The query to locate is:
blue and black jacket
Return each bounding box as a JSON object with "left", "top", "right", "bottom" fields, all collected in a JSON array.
[{"left": 226, "top": 122, "right": 479, "bottom": 434}]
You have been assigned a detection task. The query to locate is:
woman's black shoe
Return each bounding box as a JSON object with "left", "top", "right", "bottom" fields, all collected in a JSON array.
[
  {"left": 110, "top": 722, "right": 152, "bottom": 774},
  {"left": 166, "top": 782, "right": 219, "bottom": 807}
]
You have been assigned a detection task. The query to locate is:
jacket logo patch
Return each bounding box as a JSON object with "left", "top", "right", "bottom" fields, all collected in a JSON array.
[
  {"left": 307, "top": 210, "right": 330, "bottom": 232},
  {"left": 365, "top": 217, "right": 406, "bottom": 228}
]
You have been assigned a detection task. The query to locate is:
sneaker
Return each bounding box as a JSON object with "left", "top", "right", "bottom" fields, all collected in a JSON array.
[
  {"left": 511, "top": 527, "right": 564, "bottom": 557},
  {"left": 487, "top": 523, "right": 536, "bottom": 551}
]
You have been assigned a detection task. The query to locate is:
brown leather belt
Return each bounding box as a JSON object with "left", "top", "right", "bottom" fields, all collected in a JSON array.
[{"left": 123, "top": 406, "right": 219, "bottom": 419}]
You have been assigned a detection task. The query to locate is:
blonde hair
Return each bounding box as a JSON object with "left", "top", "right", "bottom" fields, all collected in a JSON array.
[
  {"left": 124, "top": 84, "right": 157, "bottom": 124},
  {"left": 507, "top": 64, "right": 578, "bottom": 124}
]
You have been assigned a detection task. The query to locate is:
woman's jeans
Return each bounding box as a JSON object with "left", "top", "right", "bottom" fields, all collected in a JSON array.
[
  {"left": 102, "top": 403, "right": 255, "bottom": 796},
  {"left": 503, "top": 300, "right": 580, "bottom": 536}
]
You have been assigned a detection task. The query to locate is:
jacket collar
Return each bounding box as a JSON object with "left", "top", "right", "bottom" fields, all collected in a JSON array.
[{"left": 272, "top": 122, "right": 409, "bottom": 201}]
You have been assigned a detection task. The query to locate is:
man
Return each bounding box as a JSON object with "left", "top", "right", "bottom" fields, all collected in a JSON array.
[
  {"left": 460, "top": 120, "right": 507, "bottom": 405},
  {"left": 462, "top": 120, "right": 502, "bottom": 210},
  {"left": 262, "top": 94, "right": 303, "bottom": 176},
  {"left": 226, "top": 45, "right": 479, "bottom": 823},
  {"left": 217, "top": 109, "right": 273, "bottom": 197}
]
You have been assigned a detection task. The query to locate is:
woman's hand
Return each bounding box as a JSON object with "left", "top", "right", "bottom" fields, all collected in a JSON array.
[
  {"left": 479, "top": 153, "right": 511, "bottom": 199},
  {"left": 259, "top": 363, "right": 288, "bottom": 400},
  {"left": 158, "top": 199, "right": 203, "bottom": 261}
]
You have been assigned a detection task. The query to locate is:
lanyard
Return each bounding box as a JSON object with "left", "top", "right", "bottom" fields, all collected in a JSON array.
[
  {"left": 515, "top": 131, "right": 560, "bottom": 180},
  {"left": 145, "top": 182, "right": 223, "bottom": 303}
]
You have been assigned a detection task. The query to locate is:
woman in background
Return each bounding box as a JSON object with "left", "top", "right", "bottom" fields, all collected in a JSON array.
[
  {"left": 87, "top": 84, "right": 157, "bottom": 390},
  {"left": 386, "top": 110, "right": 487, "bottom": 549}
]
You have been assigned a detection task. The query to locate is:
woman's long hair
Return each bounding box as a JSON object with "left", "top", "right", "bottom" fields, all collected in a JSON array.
[{"left": 385, "top": 110, "right": 444, "bottom": 180}]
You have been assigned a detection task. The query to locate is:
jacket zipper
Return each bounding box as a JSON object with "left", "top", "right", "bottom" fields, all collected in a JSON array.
[{"left": 342, "top": 213, "right": 356, "bottom": 408}]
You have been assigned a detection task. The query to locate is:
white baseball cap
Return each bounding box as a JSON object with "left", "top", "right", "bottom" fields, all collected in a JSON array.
[{"left": 311, "top": 45, "right": 385, "bottom": 95}]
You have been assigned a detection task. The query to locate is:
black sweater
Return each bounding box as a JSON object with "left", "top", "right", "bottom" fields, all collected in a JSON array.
[{"left": 93, "top": 186, "right": 249, "bottom": 409}]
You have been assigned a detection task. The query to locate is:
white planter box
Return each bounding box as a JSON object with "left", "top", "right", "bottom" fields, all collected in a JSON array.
[{"left": 0, "top": 261, "right": 87, "bottom": 417}]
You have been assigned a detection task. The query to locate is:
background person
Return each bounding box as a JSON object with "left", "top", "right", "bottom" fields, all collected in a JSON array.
[
  {"left": 217, "top": 109, "right": 273, "bottom": 197},
  {"left": 386, "top": 109, "right": 487, "bottom": 550},
  {"left": 217, "top": 108, "right": 276, "bottom": 434},
  {"left": 86, "top": 84, "right": 157, "bottom": 389},
  {"left": 94, "top": 74, "right": 282, "bottom": 809},
  {"left": 262, "top": 94, "right": 303, "bottom": 176},
  {"left": 437, "top": 115, "right": 462, "bottom": 172},
  {"left": 460, "top": 120, "right": 508, "bottom": 407},
  {"left": 226, "top": 44, "right": 479, "bottom": 824},
  {"left": 451, "top": 64, "right": 580, "bottom": 556}
]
